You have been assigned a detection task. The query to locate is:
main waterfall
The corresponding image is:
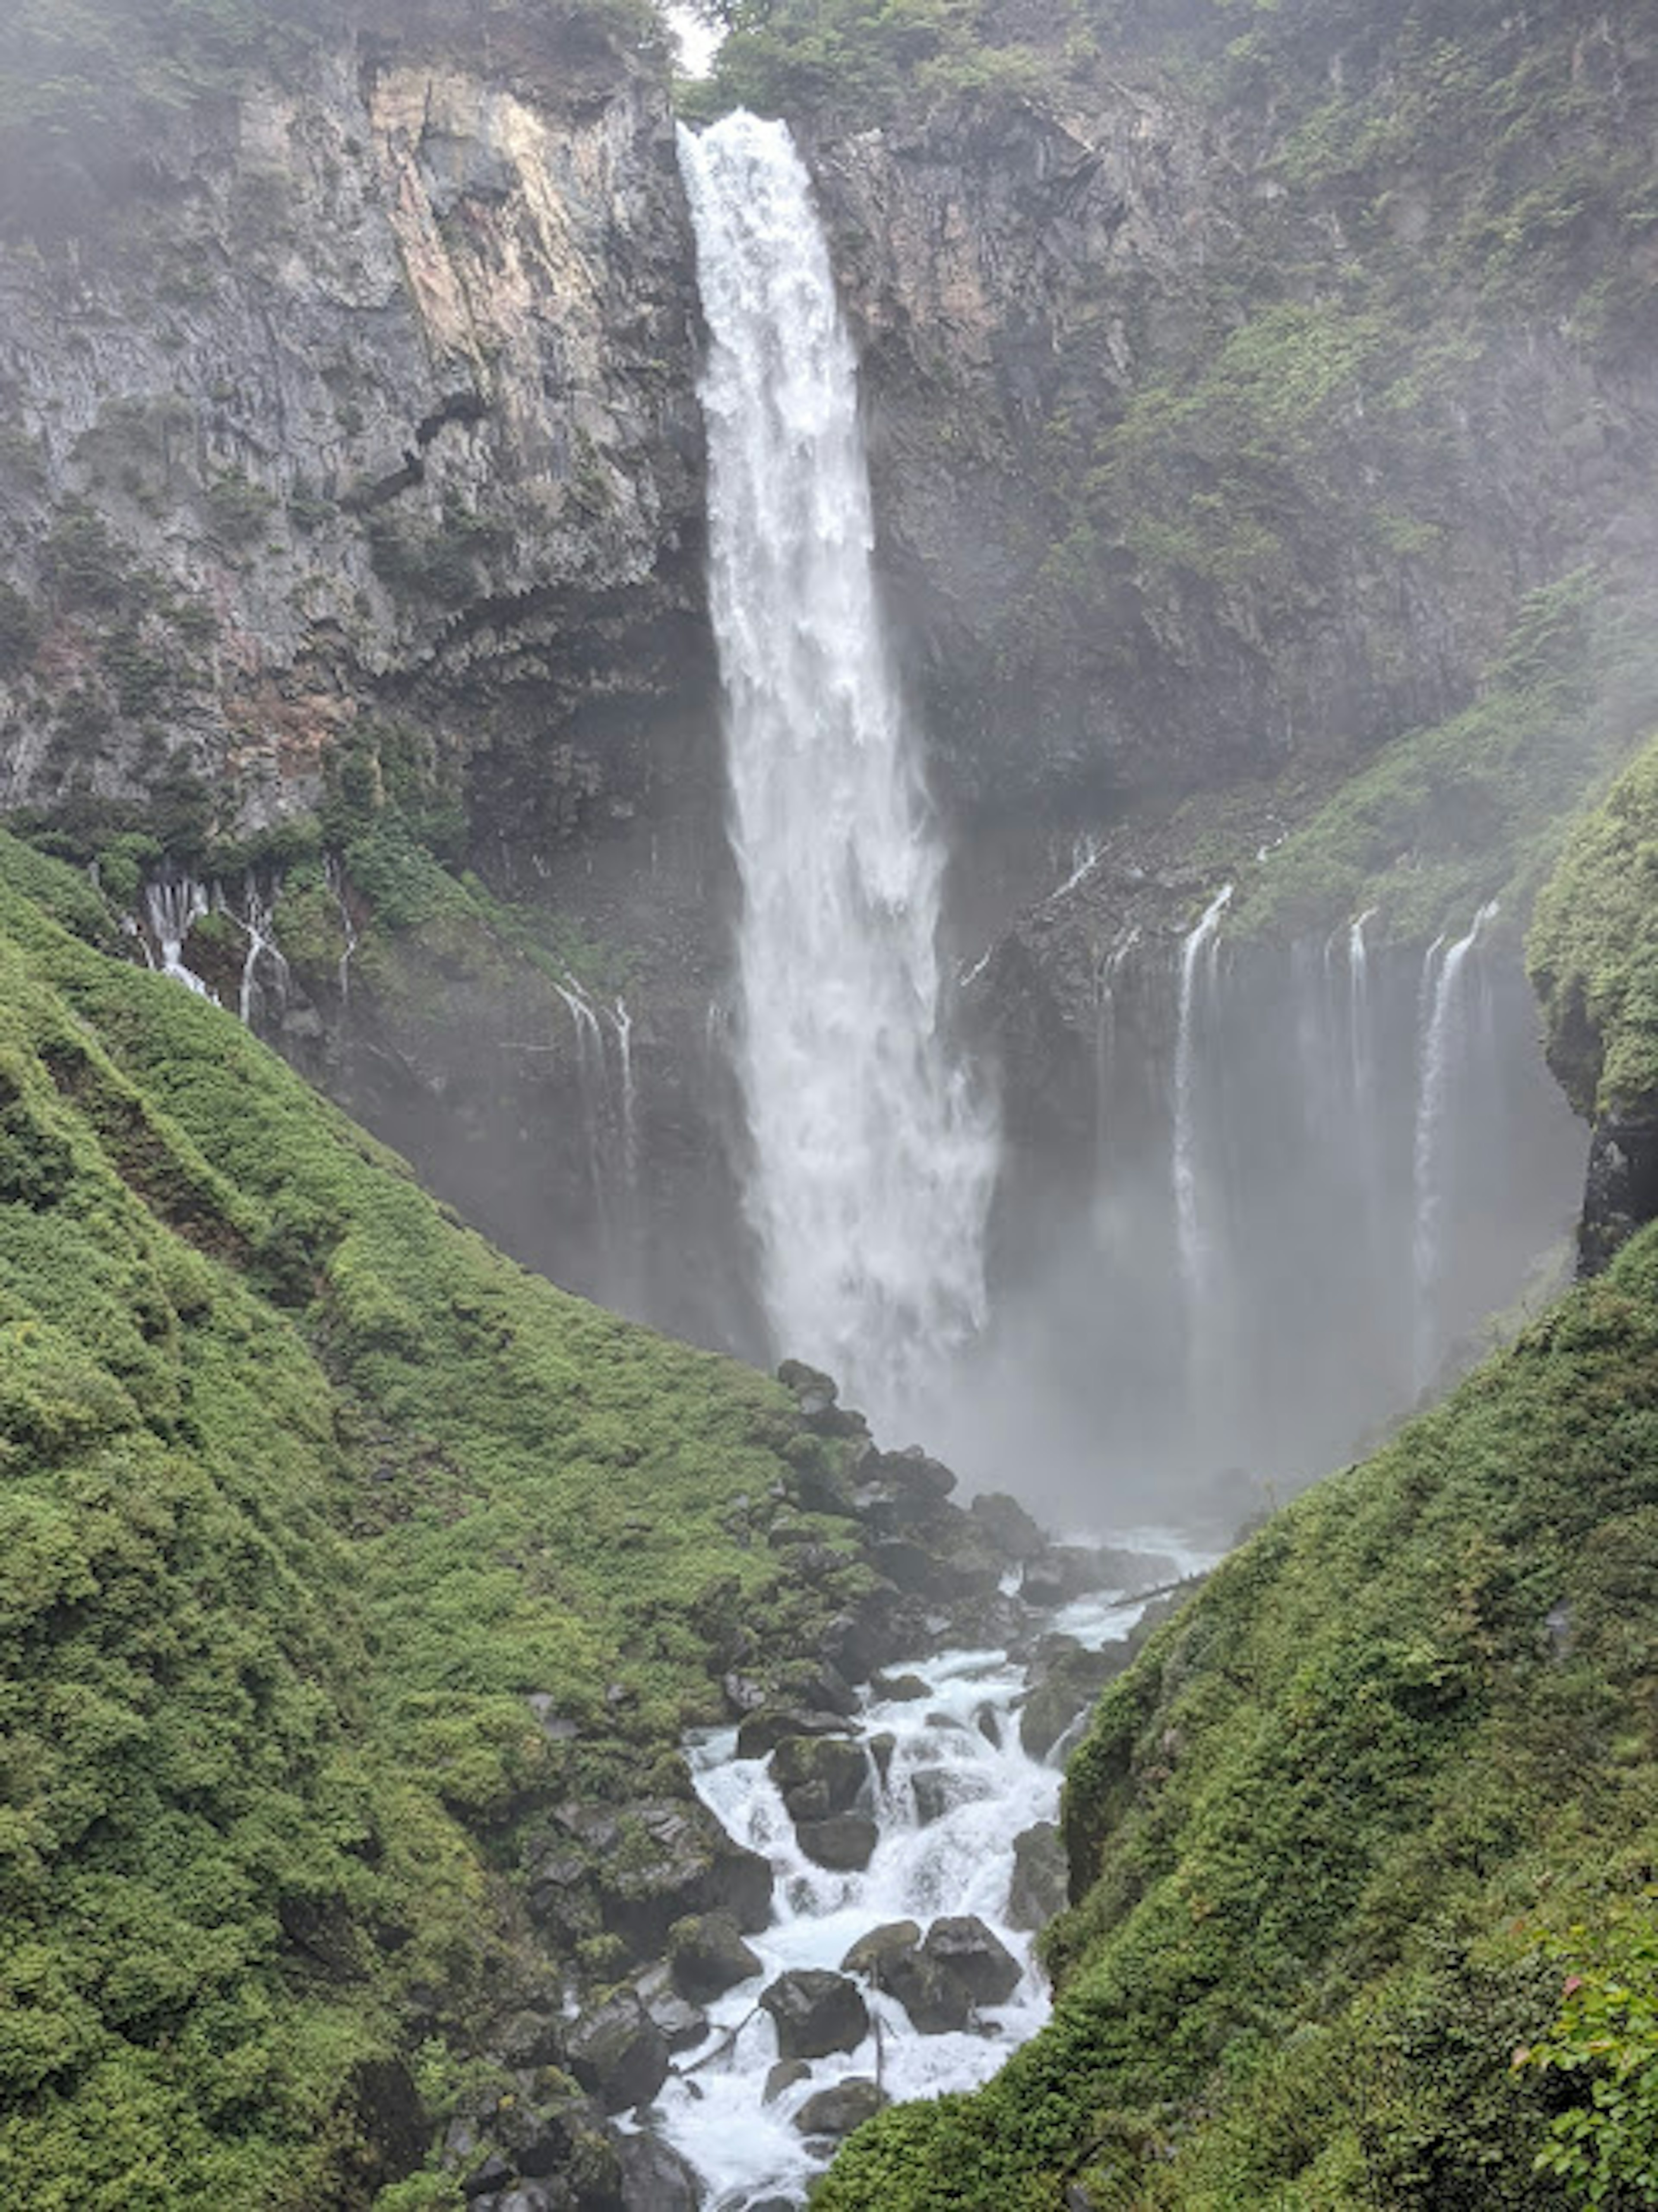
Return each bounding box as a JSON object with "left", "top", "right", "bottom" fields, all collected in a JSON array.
[{"left": 679, "top": 114, "right": 996, "bottom": 1424}]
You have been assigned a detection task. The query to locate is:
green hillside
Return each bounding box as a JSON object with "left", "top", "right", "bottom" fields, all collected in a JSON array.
[{"left": 0, "top": 832, "right": 863, "bottom": 2209}]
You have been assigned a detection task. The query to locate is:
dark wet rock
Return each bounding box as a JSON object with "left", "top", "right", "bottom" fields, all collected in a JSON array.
[
  {"left": 722, "top": 1670, "right": 768, "bottom": 1715},
  {"left": 615, "top": 2132, "right": 700, "bottom": 2211},
  {"left": 759, "top": 1969, "right": 870, "bottom": 2060},
  {"left": 459, "top": 2148, "right": 513, "bottom": 2199},
  {"left": 488, "top": 2008, "right": 564, "bottom": 2070},
  {"left": 871, "top": 1445, "right": 957, "bottom": 1503},
  {"left": 667, "top": 1911, "right": 763, "bottom": 2003},
  {"left": 975, "top": 1702, "right": 1003, "bottom": 1747},
  {"left": 840, "top": 1919, "right": 922, "bottom": 1982},
  {"left": 736, "top": 1706, "right": 851, "bottom": 1759},
  {"left": 481, "top": 2073, "right": 621, "bottom": 2195},
  {"left": 1019, "top": 1639, "right": 1131, "bottom": 1760},
  {"left": 969, "top": 1490, "right": 1046, "bottom": 1561},
  {"left": 1019, "top": 1546, "right": 1104, "bottom": 1608},
  {"left": 923, "top": 1915, "right": 1022, "bottom": 2006},
  {"left": 885, "top": 1951, "right": 972, "bottom": 2034},
  {"left": 771, "top": 1734, "right": 868, "bottom": 1820},
  {"left": 870, "top": 1671, "right": 930, "bottom": 1701},
  {"left": 1008, "top": 1821, "right": 1069, "bottom": 1932},
  {"left": 794, "top": 2076, "right": 886, "bottom": 2139},
  {"left": 1095, "top": 1546, "right": 1180, "bottom": 1592},
  {"left": 868, "top": 1731, "right": 897, "bottom": 1783},
  {"left": 911, "top": 1765, "right": 995, "bottom": 1826},
  {"left": 764, "top": 2057, "right": 813, "bottom": 2103},
  {"left": 771, "top": 1659, "right": 861, "bottom": 1718},
  {"left": 590, "top": 1797, "right": 773, "bottom": 1949},
  {"left": 635, "top": 1962, "right": 709, "bottom": 2053},
  {"left": 796, "top": 1812, "right": 880, "bottom": 1871},
  {"left": 566, "top": 1990, "right": 670, "bottom": 2114}
]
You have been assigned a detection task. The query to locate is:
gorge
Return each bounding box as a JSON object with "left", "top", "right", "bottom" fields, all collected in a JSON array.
[{"left": 3, "top": 0, "right": 1658, "bottom": 2207}]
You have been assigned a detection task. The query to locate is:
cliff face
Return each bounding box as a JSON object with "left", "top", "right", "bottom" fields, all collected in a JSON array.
[{"left": 0, "top": 18, "right": 707, "bottom": 851}]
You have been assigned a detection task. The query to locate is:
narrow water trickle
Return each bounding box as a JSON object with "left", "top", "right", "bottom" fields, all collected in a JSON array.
[
  {"left": 678, "top": 111, "right": 997, "bottom": 1430},
  {"left": 1172, "top": 886, "right": 1232, "bottom": 1358},
  {"left": 1412, "top": 902, "right": 1499, "bottom": 1389}
]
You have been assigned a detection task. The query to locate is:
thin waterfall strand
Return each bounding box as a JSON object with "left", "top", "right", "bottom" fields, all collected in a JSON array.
[
  {"left": 679, "top": 112, "right": 996, "bottom": 1423},
  {"left": 1413, "top": 902, "right": 1498, "bottom": 1388}
]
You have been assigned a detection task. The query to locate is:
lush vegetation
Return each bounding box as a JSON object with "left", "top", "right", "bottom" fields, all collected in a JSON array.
[
  {"left": 818, "top": 1223, "right": 1658, "bottom": 2209},
  {"left": 1224, "top": 575, "right": 1658, "bottom": 946},
  {"left": 1530, "top": 732, "right": 1658, "bottom": 1122},
  {"left": 0, "top": 831, "right": 853, "bottom": 2207}
]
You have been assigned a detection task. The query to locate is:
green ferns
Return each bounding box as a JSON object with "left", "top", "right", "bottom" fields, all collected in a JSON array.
[
  {"left": 818, "top": 1231, "right": 1658, "bottom": 2208},
  {"left": 0, "top": 831, "right": 844, "bottom": 2208}
]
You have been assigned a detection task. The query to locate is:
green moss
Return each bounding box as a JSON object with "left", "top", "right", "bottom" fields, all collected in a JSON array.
[
  {"left": 0, "top": 830, "right": 848, "bottom": 2205},
  {"left": 818, "top": 1231, "right": 1658, "bottom": 2208},
  {"left": 1528, "top": 731, "right": 1658, "bottom": 1119},
  {"left": 1227, "top": 575, "right": 1658, "bottom": 945}
]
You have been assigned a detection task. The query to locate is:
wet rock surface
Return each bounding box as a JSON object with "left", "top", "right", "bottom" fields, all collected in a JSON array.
[{"left": 759, "top": 1969, "right": 871, "bottom": 2061}]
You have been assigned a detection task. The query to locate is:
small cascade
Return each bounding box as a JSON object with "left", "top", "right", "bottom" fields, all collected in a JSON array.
[
  {"left": 1171, "top": 886, "right": 1232, "bottom": 1329},
  {"left": 556, "top": 979, "right": 614, "bottom": 1249},
  {"left": 1412, "top": 901, "right": 1500, "bottom": 1389},
  {"left": 219, "top": 876, "right": 291, "bottom": 1031},
  {"left": 657, "top": 1553, "right": 1203, "bottom": 2209},
  {"left": 142, "top": 873, "right": 214, "bottom": 999},
  {"left": 611, "top": 998, "right": 639, "bottom": 1199},
  {"left": 325, "top": 855, "right": 358, "bottom": 1007},
  {"left": 680, "top": 111, "right": 997, "bottom": 1430}
]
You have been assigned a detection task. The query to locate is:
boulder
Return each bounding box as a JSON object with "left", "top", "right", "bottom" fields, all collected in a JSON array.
[
  {"left": 759, "top": 1969, "right": 870, "bottom": 2060},
  {"left": 910, "top": 1765, "right": 994, "bottom": 1826},
  {"left": 615, "top": 2133, "right": 700, "bottom": 2211},
  {"left": 840, "top": 1919, "right": 922, "bottom": 1983},
  {"left": 870, "top": 1671, "right": 930, "bottom": 1702},
  {"left": 565, "top": 1991, "right": 670, "bottom": 2114},
  {"left": 770, "top": 1734, "right": 868, "bottom": 1820},
  {"left": 922, "top": 1915, "right": 1022, "bottom": 2007},
  {"left": 736, "top": 1706, "right": 850, "bottom": 1759},
  {"left": 588, "top": 1797, "right": 772, "bottom": 1950},
  {"left": 1019, "top": 1639, "right": 1130, "bottom": 1760},
  {"left": 969, "top": 1490, "right": 1046, "bottom": 1561},
  {"left": 667, "top": 1911, "right": 763, "bottom": 2003},
  {"left": 634, "top": 1962, "right": 709, "bottom": 2053},
  {"left": 796, "top": 1813, "right": 879, "bottom": 1871},
  {"left": 883, "top": 1950, "right": 971, "bottom": 2034},
  {"left": 794, "top": 2077, "right": 886, "bottom": 2139},
  {"left": 764, "top": 2057, "right": 812, "bottom": 2103},
  {"left": 1008, "top": 1821, "right": 1069, "bottom": 1932}
]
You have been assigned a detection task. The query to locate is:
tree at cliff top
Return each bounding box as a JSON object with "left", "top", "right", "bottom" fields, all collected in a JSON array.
[{"left": 0, "top": 830, "right": 881, "bottom": 2208}]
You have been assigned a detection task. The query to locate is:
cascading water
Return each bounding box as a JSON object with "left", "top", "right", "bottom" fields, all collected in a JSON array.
[
  {"left": 1172, "top": 887, "right": 1232, "bottom": 1355},
  {"left": 1412, "top": 901, "right": 1500, "bottom": 1389},
  {"left": 143, "top": 873, "right": 214, "bottom": 999},
  {"left": 654, "top": 1556, "right": 1206, "bottom": 2208},
  {"left": 679, "top": 112, "right": 997, "bottom": 1429}
]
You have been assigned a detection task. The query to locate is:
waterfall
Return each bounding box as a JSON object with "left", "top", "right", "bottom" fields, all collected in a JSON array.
[
  {"left": 611, "top": 998, "right": 639, "bottom": 1197},
  {"left": 143, "top": 873, "right": 214, "bottom": 999},
  {"left": 1172, "top": 886, "right": 1232, "bottom": 1323},
  {"left": 556, "top": 980, "right": 614, "bottom": 1250},
  {"left": 221, "top": 876, "right": 290, "bottom": 1030},
  {"left": 679, "top": 112, "right": 996, "bottom": 1425},
  {"left": 325, "top": 855, "right": 358, "bottom": 1007},
  {"left": 1412, "top": 902, "right": 1499, "bottom": 1389}
]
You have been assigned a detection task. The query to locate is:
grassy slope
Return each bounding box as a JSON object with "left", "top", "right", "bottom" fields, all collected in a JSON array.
[
  {"left": 0, "top": 832, "right": 849, "bottom": 2209},
  {"left": 1530, "top": 731, "right": 1658, "bottom": 1122},
  {"left": 816, "top": 1225, "right": 1658, "bottom": 2208}
]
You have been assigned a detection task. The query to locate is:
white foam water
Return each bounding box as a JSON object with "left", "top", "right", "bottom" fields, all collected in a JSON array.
[{"left": 678, "top": 112, "right": 997, "bottom": 1431}]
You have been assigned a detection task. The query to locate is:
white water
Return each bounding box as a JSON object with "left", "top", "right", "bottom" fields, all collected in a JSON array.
[
  {"left": 143, "top": 874, "right": 214, "bottom": 999},
  {"left": 1412, "top": 902, "right": 1498, "bottom": 1389},
  {"left": 657, "top": 1540, "right": 1208, "bottom": 2209},
  {"left": 1172, "top": 886, "right": 1232, "bottom": 1327},
  {"left": 679, "top": 112, "right": 997, "bottom": 1429},
  {"left": 325, "top": 854, "right": 358, "bottom": 1007},
  {"left": 220, "top": 876, "right": 290, "bottom": 1029}
]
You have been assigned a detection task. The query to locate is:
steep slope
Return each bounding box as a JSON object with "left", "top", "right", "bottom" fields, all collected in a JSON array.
[
  {"left": 0, "top": 831, "right": 889, "bottom": 2209},
  {"left": 815, "top": 779, "right": 1658, "bottom": 2206}
]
